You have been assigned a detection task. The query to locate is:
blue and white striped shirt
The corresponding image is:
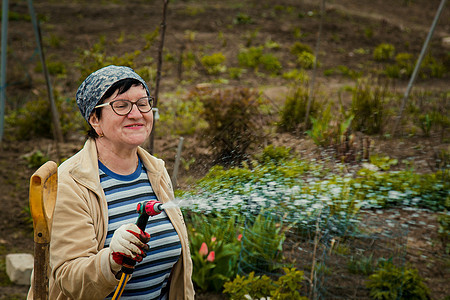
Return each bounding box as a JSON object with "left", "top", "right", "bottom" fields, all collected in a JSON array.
[{"left": 99, "top": 159, "right": 181, "bottom": 300}]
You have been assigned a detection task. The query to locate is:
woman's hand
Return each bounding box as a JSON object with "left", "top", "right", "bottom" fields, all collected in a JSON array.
[{"left": 108, "top": 224, "right": 151, "bottom": 273}]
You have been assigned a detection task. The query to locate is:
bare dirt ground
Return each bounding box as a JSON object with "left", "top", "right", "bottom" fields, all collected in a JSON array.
[{"left": 0, "top": 0, "right": 449, "bottom": 299}]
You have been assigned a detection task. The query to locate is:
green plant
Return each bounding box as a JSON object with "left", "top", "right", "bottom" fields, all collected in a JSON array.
[
  {"left": 75, "top": 34, "right": 151, "bottom": 82},
  {"left": 369, "top": 155, "right": 398, "bottom": 171},
  {"left": 282, "top": 69, "right": 310, "bottom": 82},
  {"left": 296, "top": 51, "right": 316, "bottom": 70},
  {"left": 279, "top": 85, "right": 317, "bottom": 132},
  {"left": 257, "top": 145, "right": 292, "bottom": 165},
  {"left": 5, "top": 92, "right": 84, "bottom": 141},
  {"left": 233, "top": 12, "right": 254, "bottom": 25},
  {"left": 239, "top": 212, "right": 289, "bottom": 274},
  {"left": 238, "top": 46, "right": 282, "bottom": 74},
  {"left": 229, "top": 67, "right": 245, "bottom": 79},
  {"left": 187, "top": 214, "right": 243, "bottom": 292},
  {"left": 394, "top": 52, "right": 414, "bottom": 78},
  {"left": 223, "top": 268, "right": 309, "bottom": 300},
  {"left": 22, "top": 150, "right": 49, "bottom": 169},
  {"left": 290, "top": 42, "right": 313, "bottom": 56},
  {"left": 157, "top": 89, "right": 206, "bottom": 137},
  {"left": 347, "top": 254, "right": 376, "bottom": 275},
  {"left": 325, "top": 65, "right": 362, "bottom": 79},
  {"left": 271, "top": 268, "right": 309, "bottom": 300},
  {"left": 201, "top": 52, "right": 226, "bottom": 75},
  {"left": 366, "top": 262, "right": 431, "bottom": 300},
  {"left": 350, "top": 78, "right": 387, "bottom": 135},
  {"left": 306, "top": 103, "right": 333, "bottom": 147},
  {"left": 373, "top": 43, "right": 395, "bottom": 61},
  {"left": 44, "top": 33, "right": 65, "bottom": 48},
  {"left": 306, "top": 101, "right": 355, "bottom": 161},
  {"left": 223, "top": 272, "right": 273, "bottom": 300}
]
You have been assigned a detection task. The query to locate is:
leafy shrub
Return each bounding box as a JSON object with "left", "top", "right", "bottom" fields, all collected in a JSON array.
[
  {"left": 279, "top": 85, "right": 318, "bottom": 132},
  {"left": 223, "top": 272, "right": 273, "bottom": 300},
  {"left": 187, "top": 213, "right": 243, "bottom": 292},
  {"left": 199, "top": 86, "right": 266, "bottom": 164},
  {"left": 238, "top": 46, "right": 282, "bottom": 74},
  {"left": 355, "top": 167, "right": 449, "bottom": 211},
  {"left": 223, "top": 268, "right": 309, "bottom": 300},
  {"left": 350, "top": 78, "right": 387, "bottom": 135},
  {"left": 238, "top": 46, "right": 263, "bottom": 69},
  {"left": 296, "top": 52, "right": 316, "bottom": 69},
  {"left": 233, "top": 12, "right": 254, "bottom": 25},
  {"left": 5, "top": 94, "right": 84, "bottom": 140},
  {"left": 259, "top": 53, "right": 283, "bottom": 74},
  {"left": 366, "top": 262, "right": 431, "bottom": 300},
  {"left": 157, "top": 90, "right": 207, "bottom": 137},
  {"left": 229, "top": 67, "right": 245, "bottom": 79},
  {"left": 22, "top": 150, "right": 49, "bottom": 169},
  {"left": 290, "top": 42, "right": 313, "bottom": 56},
  {"left": 35, "top": 59, "right": 67, "bottom": 76},
  {"left": 421, "top": 54, "right": 446, "bottom": 79},
  {"left": 369, "top": 155, "right": 398, "bottom": 171},
  {"left": 385, "top": 53, "right": 447, "bottom": 79},
  {"left": 282, "top": 69, "right": 310, "bottom": 82},
  {"left": 200, "top": 52, "right": 226, "bottom": 75},
  {"left": 394, "top": 52, "right": 414, "bottom": 77},
  {"left": 257, "top": 145, "right": 292, "bottom": 165},
  {"left": 373, "top": 43, "right": 395, "bottom": 61},
  {"left": 407, "top": 91, "right": 450, "bottom": 139}
]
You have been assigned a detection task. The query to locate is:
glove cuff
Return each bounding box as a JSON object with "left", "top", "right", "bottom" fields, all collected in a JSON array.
[{"left": 109, "top": 252, "right": 122, "bottom": 274}]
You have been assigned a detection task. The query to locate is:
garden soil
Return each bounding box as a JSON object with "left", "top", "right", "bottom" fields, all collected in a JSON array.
[{"left": 1, "top": 0, "right": 449, "bottom": 299}]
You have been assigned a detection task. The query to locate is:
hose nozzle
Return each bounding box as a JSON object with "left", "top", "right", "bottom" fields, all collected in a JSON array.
[{"left": 137, "top": 200, "right": 163, "bottom": 217}]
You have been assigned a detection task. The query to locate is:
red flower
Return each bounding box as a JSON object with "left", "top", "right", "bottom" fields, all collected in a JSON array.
[
  {"left": 211, "top": 236, "right": 217, "bottom": 243},
  {"left": 199, "top": 242, "right": 208, "bottom": 256},
  {"left": 206, "top": 251, "right": 215, "bottom": 262},
  {"left": 237, "top": 234, "right": 243, "bottom": 242}
]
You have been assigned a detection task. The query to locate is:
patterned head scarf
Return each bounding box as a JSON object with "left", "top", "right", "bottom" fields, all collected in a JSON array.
[{"left": 76, "top": 65, "right": 150, "bottom": 123}]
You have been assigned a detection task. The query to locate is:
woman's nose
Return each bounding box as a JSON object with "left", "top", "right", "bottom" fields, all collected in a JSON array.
[{"left": 127, "top": 103, "right": 143, "bottom": 118}]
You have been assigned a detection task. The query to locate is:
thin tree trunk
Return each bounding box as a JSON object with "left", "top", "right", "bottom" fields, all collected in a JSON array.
[{"left": 149, "top": 0, "right": 169, "bottom": 154}]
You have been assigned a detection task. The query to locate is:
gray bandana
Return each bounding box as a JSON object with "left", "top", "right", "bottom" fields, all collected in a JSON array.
[{"left": 76, "top": 65, "right": 150, "bottom": 122}]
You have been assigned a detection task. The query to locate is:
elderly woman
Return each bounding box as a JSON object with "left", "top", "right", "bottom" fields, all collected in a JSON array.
[{"left": 29, "top": 65, "right": 194, "bottom": 300}]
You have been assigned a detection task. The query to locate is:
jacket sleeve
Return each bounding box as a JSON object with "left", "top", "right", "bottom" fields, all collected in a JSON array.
[{"left": 50, "top": 177, "right": 118, "bottom": 299}]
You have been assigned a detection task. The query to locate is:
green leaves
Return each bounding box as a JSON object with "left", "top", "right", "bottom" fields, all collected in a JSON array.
[
  {"left": 223, "top": 268, "right": 308, "bottom": 300},
  {"left": 187, "top": 214, "right": 243, "bottom": 292},
  {"left": 366, "top": 262, "right": 431, "bottom": 300}
]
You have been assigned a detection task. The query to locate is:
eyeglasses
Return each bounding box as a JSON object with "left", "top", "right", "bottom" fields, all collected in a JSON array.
[{"left": 94, "top": 96, "right": 154, "bottom": 116}]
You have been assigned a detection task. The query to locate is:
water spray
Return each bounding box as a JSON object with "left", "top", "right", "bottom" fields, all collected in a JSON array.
[{"left": 112, "top": 200, "right": 163, "bottom": 300}]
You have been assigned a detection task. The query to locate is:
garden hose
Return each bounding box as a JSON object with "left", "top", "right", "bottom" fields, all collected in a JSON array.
[
  {"left": 112, "top": 272, "right": 131, "bottom": 300},
  {"left": 111, "top": 200, "right": 163, "bottom": 300}
]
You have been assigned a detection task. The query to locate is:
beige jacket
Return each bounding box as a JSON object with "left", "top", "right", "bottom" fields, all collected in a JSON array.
[{"left": 28, "top": 139, "right": 194, "bottom": 300}]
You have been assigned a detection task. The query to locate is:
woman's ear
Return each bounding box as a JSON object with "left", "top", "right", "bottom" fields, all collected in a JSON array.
[{"left": 89, "top": 113, "right": 102, "bottom": 136}]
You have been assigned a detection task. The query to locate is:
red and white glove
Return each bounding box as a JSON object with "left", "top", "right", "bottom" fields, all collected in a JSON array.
[{"left": 109, "top": 224, "right": 151, "bottom": 273}]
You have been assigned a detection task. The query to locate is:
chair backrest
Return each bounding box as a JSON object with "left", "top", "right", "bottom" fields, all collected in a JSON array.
[{"left": 29, "top": 161, "right": 58, "bottom": 300}]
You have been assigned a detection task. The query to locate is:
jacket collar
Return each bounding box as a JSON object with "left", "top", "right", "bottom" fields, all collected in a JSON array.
[{"left": 69, "top": 138, "right": 164, "bottom": 197}]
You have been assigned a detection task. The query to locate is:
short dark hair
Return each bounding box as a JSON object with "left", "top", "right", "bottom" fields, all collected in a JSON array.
[{"left": 87, "top": 78, "right": 148, "bottom": 139}]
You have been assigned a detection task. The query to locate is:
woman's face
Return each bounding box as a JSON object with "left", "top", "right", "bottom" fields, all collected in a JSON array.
[{"left": 89, "top": 85, "right": 153, "bottom": 151}]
